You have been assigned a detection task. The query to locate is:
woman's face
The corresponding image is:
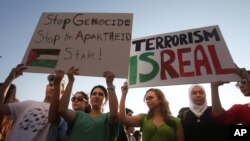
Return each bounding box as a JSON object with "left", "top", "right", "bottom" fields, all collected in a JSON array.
[
  {"left": 90, "top": 88, "right": 106, "bottom": 108},
  {"left": 144, "top": 91, "right": 160, "bottom": 110},
  {"left": 191, "top": 86, "right": 206, "bottom": 106},
  {"left": 71, "top": 92, "right": 87, "bottom": 111},
  {"left": 237, "top": 80, "right": 250, "bottom": 96}
]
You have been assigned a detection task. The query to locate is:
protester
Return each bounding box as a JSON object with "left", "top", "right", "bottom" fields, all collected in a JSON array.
[
  {"left": 119, "top": 82, "right": 184, "bottom": 141},
  {"left": 48, "top": 69, "right": 69, "bottom": 141},
  {"left": 50, "top": 68, "right": 91, "bottom": 140},
  {"left": 58, "top": 67, "right": 119, "bottom": 141},
  {"left": 71, "top": 91, "right": 91, "bottom": 113},
  {"left": 0, "top": 83, "right": 18, "bottom": 141},
  {"left": 211, "top": 67, "right": 250, "bottom": 125},
  {"left": 116, "top": 108, "right": 134, "bottom": 141},
  {"left": 0, "top": 64, "right": 66, "bottom": 141},
  {"left": 178, "top": 84, "right": 229, "bottom": 141}
]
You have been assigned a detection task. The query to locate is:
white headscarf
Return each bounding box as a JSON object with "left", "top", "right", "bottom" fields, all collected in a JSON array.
[{"left": 189, "top": 84, "right": 207, "bottom": 117}]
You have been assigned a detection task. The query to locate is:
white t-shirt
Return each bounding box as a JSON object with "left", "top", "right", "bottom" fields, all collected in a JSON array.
[{"left": 5, "top": 100, "right": 52, "bottom": 141}]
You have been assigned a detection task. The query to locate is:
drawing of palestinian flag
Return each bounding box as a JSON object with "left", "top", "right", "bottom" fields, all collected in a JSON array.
[{"left": 26, "top": 49, "right": 60, "bottom": 68}]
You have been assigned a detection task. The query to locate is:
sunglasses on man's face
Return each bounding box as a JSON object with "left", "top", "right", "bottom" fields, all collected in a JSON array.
[
  {"left": 235, "top": 79, "right": 249, "bottom": 87},
  {"left": 71, "top": 96, "right": 87, "bottom": 102}
]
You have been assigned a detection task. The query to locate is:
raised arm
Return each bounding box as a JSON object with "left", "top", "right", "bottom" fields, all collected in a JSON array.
[
  {"left": 211, "top": 66, "right": 249, "bottom": 117},
  {"left": 103, "top": 70, "right": 118, "bottom": 124},
  {"left": 48, "top": 70, "right": 64, "bottom": 124},
  {"left": 118, "top": 82, "right": 141, "bottom": 127},
  {"left": 0, "top": 64, "right": 26, "bottom": 115},
  {"left": 58, "top": 66, "right": 79, "bottom": 124},
  {"left": 210, "top": 81, "right": 227, "bottom": 117}
]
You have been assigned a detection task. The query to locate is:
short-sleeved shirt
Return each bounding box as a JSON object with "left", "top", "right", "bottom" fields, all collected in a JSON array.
[
  {"left": 5, "top": 100, "right": 52, "bottom": 141},
  {"left": 140, "top": 114, "right": 180, "bottom": 141},
  {"left": 69, "top": 111, "right": 118, "bottom": 141},
  {"left": 213, "top": 104, "right": 250, "bottom": 125}
]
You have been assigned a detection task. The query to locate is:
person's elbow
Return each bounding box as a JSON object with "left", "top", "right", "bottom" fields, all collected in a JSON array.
[{"left": 118, "top": 112, "right": 128, "bottom": 124}]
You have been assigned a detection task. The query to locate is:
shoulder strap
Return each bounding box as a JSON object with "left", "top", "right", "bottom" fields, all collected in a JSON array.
[
  {"left": 182, "top": 108, "right": 190, "bottom": 124},
  {"left": 183, "top": 109, "right": 189, "bottom": 119}
]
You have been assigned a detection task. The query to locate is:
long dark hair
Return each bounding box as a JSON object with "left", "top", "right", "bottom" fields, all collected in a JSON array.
[
  {"left": 74, "top": 91, "right": 91, "bottom": 113},
  {"left": 90, "top": 85, "right": 108, "bottom": 104}
]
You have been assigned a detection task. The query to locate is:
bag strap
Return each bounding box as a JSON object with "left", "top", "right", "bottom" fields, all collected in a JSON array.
[{"left": 182, "top": 108, "right": 190, "bottom": 124}]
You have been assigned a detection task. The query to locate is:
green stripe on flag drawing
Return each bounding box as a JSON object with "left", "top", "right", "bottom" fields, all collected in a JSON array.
[
  {"left": 28, "top": 59, "right": 58, "bottom": 68},
  {"left": 26, "top": 49, "right": 60, "bottom": 68}
]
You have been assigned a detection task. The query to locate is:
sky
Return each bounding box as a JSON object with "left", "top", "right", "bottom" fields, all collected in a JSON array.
[{"left": 0, "top": 0, "right": 250, "bottom": 116}]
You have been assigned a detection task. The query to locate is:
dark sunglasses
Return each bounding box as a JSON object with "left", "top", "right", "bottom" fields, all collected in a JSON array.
[
  {"left": 235, "top": 79, "right": 249, "bottom": 87},
  {"left": 71, "top": 96, "right": 87, "bottom": 102},
  {"left": 144, "top": 96, "right": 154, "bottom": 102}
]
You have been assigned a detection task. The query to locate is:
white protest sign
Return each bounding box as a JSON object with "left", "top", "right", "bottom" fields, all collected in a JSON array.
[
  {"left": 22, "top": 12, "right": 133, "bottom": 78},
  {"left": 128, "top": 25, "right": 239, "bottom": 88}
]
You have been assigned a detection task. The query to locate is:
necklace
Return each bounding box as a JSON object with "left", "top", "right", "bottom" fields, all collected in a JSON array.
[{"left": 197, "top": 118, "right": 200, "bottom": 122}]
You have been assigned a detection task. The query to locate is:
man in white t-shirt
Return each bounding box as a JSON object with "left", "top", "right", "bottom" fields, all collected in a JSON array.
[{"left": 0, "top": 64, "right": 66, "bottom": 141}]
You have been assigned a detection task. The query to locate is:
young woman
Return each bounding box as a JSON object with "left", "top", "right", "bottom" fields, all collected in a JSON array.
[
  {"left": 58, "top": 67, "right": 119, "bottom": 141},
  {"left": 211, "top": 67, "right": 250, "bottom": 125},
  {"left": 178, "top": 84, "right": 229, "bottom": 141},
  {"left": 71, "top": 91, "right": 91, "bottom": 113},
  {"left": 119, "top": 82, "right": 184, "bottom": 141}
]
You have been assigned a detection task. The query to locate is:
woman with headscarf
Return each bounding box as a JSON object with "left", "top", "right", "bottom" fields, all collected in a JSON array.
[{"left": 177, "top": 84, "right": 229, "bottom": 141}]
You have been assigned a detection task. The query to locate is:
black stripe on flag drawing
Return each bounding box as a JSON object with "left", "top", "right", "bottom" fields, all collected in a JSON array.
[{"left": 26, "top": 49, "right": 60, "bottom": 68}]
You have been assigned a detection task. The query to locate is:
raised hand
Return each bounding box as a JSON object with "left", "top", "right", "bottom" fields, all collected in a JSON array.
[
  {"left": 103, "top": 70, "right": 115, "bottom": 87},
  {"left": 234, "top": 67, "right": 249, "bottom": 80},
  {"left": 54, "top": 70, "right": 65, "bottom": 84},
  {"left": 121, "top": 81, "right": 128, "bottom": 96},
  {"left": 67, "top": 66, "right": 79, "bottom": 81},
  {"left": 8, "top": 64, "right": 27, "bottom": 80}
]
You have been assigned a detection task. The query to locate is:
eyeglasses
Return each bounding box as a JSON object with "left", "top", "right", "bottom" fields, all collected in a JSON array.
[
  {"left": 144, "top": 96, "right": 154, "bottom": 102},
  {"left": 71, "top": 96, "right": 87, "bottom": 102},
  {"left": 235, "top": 79, "right": 249, "bottom": 87}
]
